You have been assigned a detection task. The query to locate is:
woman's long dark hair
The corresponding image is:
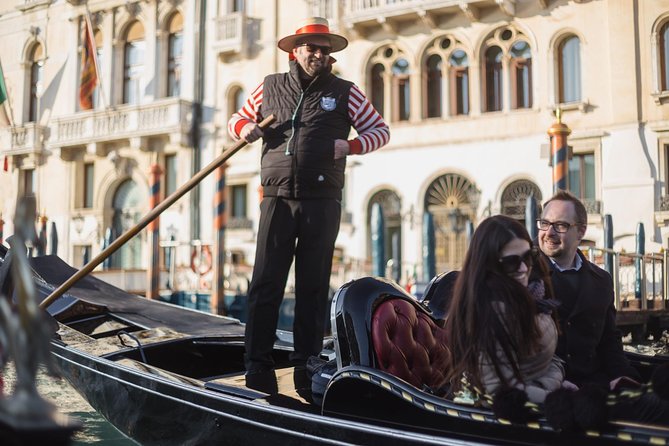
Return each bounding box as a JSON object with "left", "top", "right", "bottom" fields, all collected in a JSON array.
[{"left": 444, "top": 215, "right": 553, "bottom": 393}]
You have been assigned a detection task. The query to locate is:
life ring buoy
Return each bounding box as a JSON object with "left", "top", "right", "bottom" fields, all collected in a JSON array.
[{"left": 190, "top": 245, "right": 213, "bottom": 275}]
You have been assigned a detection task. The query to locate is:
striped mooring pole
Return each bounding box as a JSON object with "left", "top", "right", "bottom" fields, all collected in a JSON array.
[
  {"left": 212, "top": 163, "right": 228, "bottom": 315},
  {"left": 547, "top": 108, "right": 572, "bottom": 193},
  {"left": 147, "top": 163, "right": 163, "bottom": 300}
]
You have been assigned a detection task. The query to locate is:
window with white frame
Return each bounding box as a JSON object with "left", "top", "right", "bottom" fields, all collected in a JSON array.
[
  {"left": 228, "top": 85, "right": 245, "bottom": 117},
  {"left": 28, "top": 44, "right": 43, "bottom": 122},
  {"left": 423, "top": 36, "right": 470, "bottom": 118},
  {"left": 557, "top": 35, "right": 581, "bottom": 104},
  {"left": 568, "top": 139, "right": 601, "bottom": 214},
  {"left": 229, "top": 183, "right": 250, "bottom": 229},
  {"left": 123, "top": 21, "right": 145, "bottom": 105},
  {"left": 510, "top": 41, "right": 532, "bottom": 109},
  {"left": 167, "top": 13, "right": 183, "bottom": 97},
  {"left": 164, "top": 154, "right": 177, "bottom": 196},
  {"left": 449, "top": 50, "right": 470, "bottom": 116},
  {"left": 661, "top": 22, "right": 669, "bottom": 91},
  {"left": 370, "top": 63, "right": 385, "bottom": 119},
  {"left": 484, "top": 46, "right": 503, "bottom": 112},
  {"left": 569, "top": 153, "right": 595, "bottom": 201},
  {"left": 83, "top": 162, "right": 94, "bottom": 208},
  {"left": 481, "top": 26, "right": 533, "bottom": 113},
  {"left": 368, "top": 45, "right": 411, "bottom": 122}
]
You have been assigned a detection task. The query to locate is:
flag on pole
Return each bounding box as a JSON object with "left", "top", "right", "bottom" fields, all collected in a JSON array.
[
  {"left": 0, "top": 61, "right": 12, "bottom": 127},
  {"left": 79, "top": 15, "right": 99, "bottom": 110}
]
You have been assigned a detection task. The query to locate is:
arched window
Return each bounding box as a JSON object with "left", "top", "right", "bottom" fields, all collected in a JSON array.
[
  {"left": 558, "top": 35, "right": 581, "bottom": 103},
  {"left": 661, "top": 22, "right": 669, "bottom": 91},
  {"left": 167, "top": 13, "right": 183, "bottom": 97},
  {"left": 123, "top": 21, "right": 145, "bottom": 104},
  {"left": 425, "top": 54, "right": 442, "bottom": 118},
  {"left": 510, "top": 41, "right": 532, "bottom": 109},
  {"left": 370, "top": 63, "right": 385, "bottom": 118},
  {"left": 392, "top": 58, "right": 410, "bottom": 121},
  {"left": 228, "top": 85, "right": 245, "bottom": 117},
  {"left": 449, "top": 49, "right": 469, "bottom": 116},
  {"left": 500, "top": 180, "right": 542, "bottom": 223},
  {"left": 368, "top": 45, "right": 411, "bottom": 122},
  {"left": 484, "top": 46, "right": 503, "bottom": 112},
  {"left": 29, "top": 44, "right": 43, "bottom": 122},
  {"left": 480, "top": 27, "right": 533, "bottom": 114}
]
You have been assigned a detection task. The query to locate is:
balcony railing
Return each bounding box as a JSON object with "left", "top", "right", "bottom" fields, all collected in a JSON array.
[
  {"left": 660, "top": 195, "right": 669, "bottom": 212},
  {"left": 583, "top": 199, "right": 602, "bottom": 215},
  {"left": 17, "top": 0, "right": 51, "bottom": 11},
  {"left": 213, "top": 12, "right": 246, "bottom": 57},
  {"left": 343, "top": 0, "right": 519, "bottom": 29},
  {"left": 228, "top": 217, "right": 253, "bottom": 230},
  {"left": 0, "top": 123, "right": 49, "bottom": 156},
  {"left": 50, "top": 98, "right": 193, "bottom": 149}
]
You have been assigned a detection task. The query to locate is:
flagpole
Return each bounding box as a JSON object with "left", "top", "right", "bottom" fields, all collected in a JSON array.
[
  {"left": 82, "top": 11, "right": 106, "bottom": 110},
  {"left": 0, "top": 59, "right": 16, "bottom": 127}
]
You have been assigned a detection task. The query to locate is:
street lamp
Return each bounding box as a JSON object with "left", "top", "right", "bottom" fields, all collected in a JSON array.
[{"left": 447, "top": 207, "right": 468, "bottom": 234}]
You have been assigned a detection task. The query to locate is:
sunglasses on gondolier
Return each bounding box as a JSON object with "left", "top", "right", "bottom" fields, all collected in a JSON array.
[
  {"left": 297, "top": 43, "right": 332, "bottom": 55},
  {"left": 498, "top": 247, "right": 538, "bottom": 274}
]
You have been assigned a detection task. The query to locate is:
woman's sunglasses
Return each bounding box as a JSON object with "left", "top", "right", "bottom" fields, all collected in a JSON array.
[{"left": 498, "top": 247, "right": 538, "bottom": 274}]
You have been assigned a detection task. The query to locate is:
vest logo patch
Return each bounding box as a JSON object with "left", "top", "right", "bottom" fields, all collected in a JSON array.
[{"left": 321, "top": 97, "right": 336, "bottom": 111}]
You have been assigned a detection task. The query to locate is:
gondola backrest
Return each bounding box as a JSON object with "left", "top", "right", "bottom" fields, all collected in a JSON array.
[
  {"left": 418, "top": 270, "right": 458, "bottom": 321},
  {"left": 372, "top": 297, "right": 450, "bottom": 390},
  {"left": 331, "top": 277, "right": 450, "bottom": 391}
]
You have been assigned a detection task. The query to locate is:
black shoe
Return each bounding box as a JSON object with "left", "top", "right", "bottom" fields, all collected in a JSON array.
[{"left": 245, "top": 369, "right": 278, "bottom": 394}]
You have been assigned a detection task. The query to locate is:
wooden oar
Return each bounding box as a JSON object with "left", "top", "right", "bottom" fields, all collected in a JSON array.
[{"left": 39, "top": 115, "right": 275, "bottom": 310}]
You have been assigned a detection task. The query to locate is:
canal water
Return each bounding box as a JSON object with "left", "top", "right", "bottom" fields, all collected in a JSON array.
[{"left": 3, "top": 363, "right": 137, "bottom": 445}]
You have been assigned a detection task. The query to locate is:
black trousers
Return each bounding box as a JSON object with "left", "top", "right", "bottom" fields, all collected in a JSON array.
[{"left": 244, "top": 197, "right": 341, "bottom": 372}]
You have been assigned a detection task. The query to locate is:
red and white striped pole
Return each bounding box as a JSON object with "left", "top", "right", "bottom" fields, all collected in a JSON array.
[
  {"left": 147, "top": 164, "right": 163, "bottom": 300},
  {"left": 212, "top": 163, "right": 228, "bottom": 315},
  {"left": 547, "top": 108, "right": 572, "bottom": 193}
]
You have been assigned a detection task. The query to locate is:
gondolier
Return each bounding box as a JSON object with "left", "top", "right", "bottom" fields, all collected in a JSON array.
[{"left": 228, "top": 17, "right": 390, "bottom": 375}]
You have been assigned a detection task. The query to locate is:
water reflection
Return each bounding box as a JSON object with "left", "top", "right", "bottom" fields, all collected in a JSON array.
[{"left": 3, "top": 364, "right": 137, "bottom": 445}]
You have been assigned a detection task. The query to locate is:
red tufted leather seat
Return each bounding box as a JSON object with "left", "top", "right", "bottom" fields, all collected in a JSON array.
[{"left": 371, "top": 298, "right": 450, "bottom": 391}]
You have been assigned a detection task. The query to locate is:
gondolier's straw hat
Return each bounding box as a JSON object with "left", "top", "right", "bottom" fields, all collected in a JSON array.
[{"left": 278, "top": 17, "right": 348, "bottom": 53}]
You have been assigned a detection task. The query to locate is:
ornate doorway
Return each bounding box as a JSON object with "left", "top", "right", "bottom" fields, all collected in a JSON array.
[
  {"left": 111, "top": 179, "right": 144, "bottom": 269},
  {"left": 425, "top": 174, "right": 479, "bottom": 273}
]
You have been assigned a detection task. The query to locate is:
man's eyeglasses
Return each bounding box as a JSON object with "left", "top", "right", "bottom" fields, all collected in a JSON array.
[
  {"left": 298, "top": 43, "right": 332, "bottom": 55},
  {"left": 536, "top": 219, "right": 577, "bottom": 233},
  {"left": 498, "top": 247, "right": 538, "bottom": 274}
]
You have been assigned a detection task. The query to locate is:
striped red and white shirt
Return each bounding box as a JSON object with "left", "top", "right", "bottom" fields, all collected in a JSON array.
[{"left": 228, "top": 83, "right": 390, "bottom": 155}]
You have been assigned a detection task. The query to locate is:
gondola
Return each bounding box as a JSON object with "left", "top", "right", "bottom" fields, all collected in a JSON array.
[{"left": 3, "top": 244, "right": 669, "bottom": 446}]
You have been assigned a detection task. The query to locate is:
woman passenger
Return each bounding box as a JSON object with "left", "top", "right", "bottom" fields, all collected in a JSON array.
[{"left": 444, "top": 215, "right": 564, "bottom": 404}]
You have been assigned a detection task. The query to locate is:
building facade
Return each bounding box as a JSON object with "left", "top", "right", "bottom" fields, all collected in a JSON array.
[{"left": 1, "top": 0, "right": 668, "bottom": 294}]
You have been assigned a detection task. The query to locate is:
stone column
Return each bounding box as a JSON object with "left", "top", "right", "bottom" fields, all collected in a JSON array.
[
  {"left": 547, "top": 108, "right": 572, "bottom": 193},
  {"left": 212, "top": 164, "right": 228, "bottom": 314}
]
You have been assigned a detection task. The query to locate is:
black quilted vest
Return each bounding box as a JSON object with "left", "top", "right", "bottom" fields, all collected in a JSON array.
[{"left": 259, "top": 60, "right": 352, "bottom": 200}]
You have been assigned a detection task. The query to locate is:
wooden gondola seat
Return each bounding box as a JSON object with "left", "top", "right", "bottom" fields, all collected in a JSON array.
[{"left": 371, "top": 297, "right": 450, "bottom": 391}]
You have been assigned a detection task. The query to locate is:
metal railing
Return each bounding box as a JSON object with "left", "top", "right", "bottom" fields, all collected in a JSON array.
[{"left": 583, "top": 246, "right": 668, "bottom": 311}]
